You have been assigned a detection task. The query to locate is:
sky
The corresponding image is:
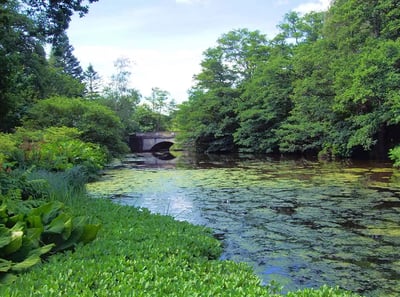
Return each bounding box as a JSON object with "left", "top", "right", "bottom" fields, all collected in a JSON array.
[{"left": 67, "top": 0, "right": 331, "bottom": 103}]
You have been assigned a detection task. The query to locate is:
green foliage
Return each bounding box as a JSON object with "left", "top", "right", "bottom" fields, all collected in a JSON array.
[
  {"left": 0, "top": 127, "right": 107, "bottom": 181},
  {"left": 23, "top": 97, "right": 129, "bottom": 156},
  {"left": 0, "top": 0, "right": 98, "bottom": 132},
  {"left": 0, "top": 192, "right": 100, "bottom": 284},
  {"left": 175, "top": 1, "right": 400, "bottom": 159},
  {"left": 234, "top": 40, "right": 294, "bottom": 153},
  {"left": 132, "top": 104, "right": 173, "bottom": 132},
  {"left": 0, "top": 134, "right": 18, "bottom": 168},
  {"left": 286, "top": 285, "right": 361, "bottom": 297},
  {"left": 174, "top": 29, "right": 269, "bottom": 153},
  {"left": 11, "top": 127, "right": 107, "bottom": 176},
  {"left": 389, "top": 146, "right": 400, "bottom": 167}
]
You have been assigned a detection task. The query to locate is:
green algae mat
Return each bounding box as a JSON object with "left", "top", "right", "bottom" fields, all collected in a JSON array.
[{"left": 88, "top": 155, "right": 400, "bottom": 296}]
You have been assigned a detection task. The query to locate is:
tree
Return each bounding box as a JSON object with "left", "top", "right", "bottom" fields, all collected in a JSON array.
[
  {"left": 144, "top": 87, "right": 175, "bottom": 131},
  {"left": 23, "top": 97, "right": 129, "bottom": 157},
  {"left": 83, "top": 64, "right": 102, "bottom": 99},
  {"left": 49, "top": 31, "right": 83, "bottom": 80},
  {"left": 21, "top": 0, "right": 99, "bottom": 42},
  {"left": 0, "top": 0, "right": 48, "bottom": 131},
  {"left": 325, "top": 0, "right": 400, "bottom": 157},
  {"left": 102, "top": 57, "right": 141, "bottom": 135},
  {"left": 0, "top": 0, "right": 98, "bottom": 132},
  {"left": 175, "top": 29, "right": 269, "bottom": 153},
  {"left": 234, "top": 42, "right": 294, "bottom": 153}
]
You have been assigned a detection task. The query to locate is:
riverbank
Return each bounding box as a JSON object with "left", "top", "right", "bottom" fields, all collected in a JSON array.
[{"left": 0, "top": 193, "right": 360, "bottom": 296}]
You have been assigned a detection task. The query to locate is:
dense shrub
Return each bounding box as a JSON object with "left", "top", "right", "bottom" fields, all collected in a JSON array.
[
  {"left": 389, "top": 146, "right": 400, "bottom": 167},
  {"left": 0, "top": 133, "right": 18, "bottom": 169},
  {"left": 0, "top": 127, "right": 106, "bottom": 179},
  {"left": 23, "top": 97, "right": 129, "bottom": 157}
]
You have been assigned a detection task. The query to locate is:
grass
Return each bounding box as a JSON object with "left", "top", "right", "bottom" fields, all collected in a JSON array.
[{"left": 0, "top": 171, "right": 361, "bottom": 296}]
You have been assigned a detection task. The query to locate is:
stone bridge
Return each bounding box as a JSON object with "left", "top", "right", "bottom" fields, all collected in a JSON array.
[{"left": 128, "top": 132, "right": 176, "bottom": 153}]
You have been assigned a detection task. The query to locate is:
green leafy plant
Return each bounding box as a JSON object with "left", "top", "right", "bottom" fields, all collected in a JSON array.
[
  {"left": 389, "top": 146, "right": 400, "bottom": 167},
  {"left": 0, "top": 133, "right": 18, "bottom": 170},
  {"left": 0, "top": 193, "right": 100, "bottom": 284},
  {"left": 23, "top": 97, "right": 129, "bottom": 157},
  {"left": 5, "top": 127, "right": 107, "bottom": 177}
]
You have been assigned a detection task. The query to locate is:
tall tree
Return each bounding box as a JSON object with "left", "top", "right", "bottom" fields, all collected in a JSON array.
[
  {"left": 21, "top": 0, "right": 99, "bottom": 42},
  {"left": 103, "top": 57, "right": 141, "bottom": 134},
  {"left": 49, "top": 31, "right": 83, "bottom": 80},
  {"left": 325, "top": 0, "right": 400, "bottom": 157},
  {"left": 234, "top": 42, "right": 293, "bottom": 153},
  {"left": 0, "top": 0, "right": 47, "bottom": 131},
  {"left": 175, "top": 29, "right": 269, "bottom": 153},
  {"left": 83, "top": 63, "right": 101, "bottom": 99},
  {"left": 145, "top": 87, "right": 173, "bottom": 131},
  {"left": 0, "top": 0, "right": 98, "bottom": 131}
]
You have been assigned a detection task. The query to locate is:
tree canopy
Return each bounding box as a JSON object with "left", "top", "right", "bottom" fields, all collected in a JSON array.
[
  {"left": 0, "top": 0, "right": 97, "bottom": 131},
  {"left": 174, "top": 0, "right": 400, "bottom": 160}
]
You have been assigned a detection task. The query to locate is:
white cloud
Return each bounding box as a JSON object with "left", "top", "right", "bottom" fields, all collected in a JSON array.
[{"left": 295, "top": 0, "right": 331, "bottom": 14}]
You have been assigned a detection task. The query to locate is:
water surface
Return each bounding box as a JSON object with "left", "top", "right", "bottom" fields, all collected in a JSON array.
[{"left": 88, "top": 153, "right": 400, "bottom": 296}]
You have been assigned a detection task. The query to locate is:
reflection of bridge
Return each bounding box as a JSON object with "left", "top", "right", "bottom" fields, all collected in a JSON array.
[{"left": 128, "top": 132, "right": 176, "bottom": 153}]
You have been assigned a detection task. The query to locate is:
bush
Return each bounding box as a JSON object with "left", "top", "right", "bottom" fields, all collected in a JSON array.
[
  {"left": 23, "top": 97, "right": 129, "bottom": 157},
  {"left": 389, "top": 146, "right": 400, "bottom": 167},
  {"left": 1, "top": 127, "right": 107, "bottom": 178},
  {"left": 0, "top": 133, "right": 18, "bottom": 169}
]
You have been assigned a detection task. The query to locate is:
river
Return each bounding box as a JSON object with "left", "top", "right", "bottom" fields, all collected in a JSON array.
[{"left": 87, "top": 152, "right": 400, "bottom": 296}]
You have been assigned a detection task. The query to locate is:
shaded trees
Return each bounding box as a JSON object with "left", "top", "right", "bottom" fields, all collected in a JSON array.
[
  {"left": 175, "top": 1, "right": 400, "bottom": 161},
  {"left": 175, "top": 29, "right": 269, "bottom": 152},
  {"left": 0, "top": 0, "right": 98, "bottom": 132}
]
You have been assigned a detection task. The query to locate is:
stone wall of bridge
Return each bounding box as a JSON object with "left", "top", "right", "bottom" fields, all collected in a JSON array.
[{"left": 129, "top": 132, "right": 176, "bottom": 152}]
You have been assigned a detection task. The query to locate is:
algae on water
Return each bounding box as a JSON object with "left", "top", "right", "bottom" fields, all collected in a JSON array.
[{"left": 88, "top": 155, "right": 400, "bottom": 297}]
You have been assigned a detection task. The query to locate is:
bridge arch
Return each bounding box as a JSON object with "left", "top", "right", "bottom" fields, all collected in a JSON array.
[
  {"left": 129, "top": 132, "right": 176, "bottom": 153},
  {"left": 150, "top": 141, "right": 174, "bottom": 152}
]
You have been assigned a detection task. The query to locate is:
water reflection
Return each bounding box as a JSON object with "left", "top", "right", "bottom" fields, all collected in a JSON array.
[{"left": 89, "top": 153, "right": 400, "bottom": 297}]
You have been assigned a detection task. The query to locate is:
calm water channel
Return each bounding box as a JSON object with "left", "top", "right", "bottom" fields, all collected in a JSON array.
[{"left": 87, "top": 153, "right": 400, "bottom": 297}]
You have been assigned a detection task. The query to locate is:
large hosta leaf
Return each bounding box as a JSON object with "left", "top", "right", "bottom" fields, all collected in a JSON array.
[
  {"left": 44, "top": 213, "right": 71, "bottom": 235},
  {"left": 0, "top": 259, "right": 12, "bottom": 273},
  {"left": 2, "top": 231, "right": 23, "bottom": 255},
  {"left": 79, "top": 224, "right": 101, "bottom": 244},
  {"left": 1, "top": 222, "right": 25, "bottom": 255},
  {"left": 10, "top": 254, "right": 41, "bottom": 272},
  {"left": 31, "top": 202, "right": 64, "bottom": 225},
  {"left": 0, "top": 227, "right": 11, "bottom": 249},
  {"left": 0, "top": 205, "right": 8, "bottom": 224}
]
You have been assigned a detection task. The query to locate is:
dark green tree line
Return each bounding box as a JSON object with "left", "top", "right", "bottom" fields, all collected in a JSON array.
[
  {"left": 174, "top": 0, "right": 400, "bottom": 161},
  {"left": 0, "top": 0, "right": 97, "bottom": 132}
]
